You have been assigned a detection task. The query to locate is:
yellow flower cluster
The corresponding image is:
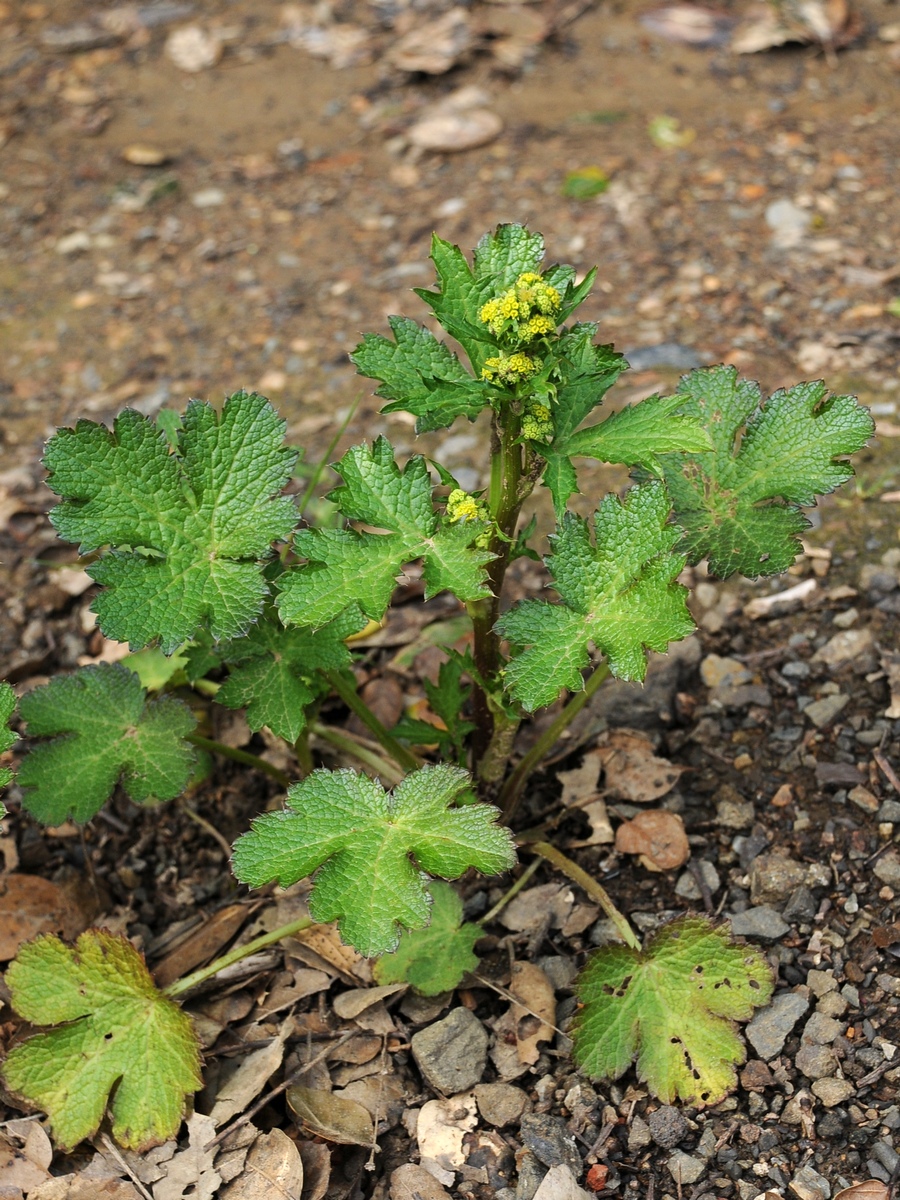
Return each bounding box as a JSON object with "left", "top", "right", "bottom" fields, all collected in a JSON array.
[
  {"left": 446, "top": 489, "right": 488, "bottom": 524},
  {"left": 521, "top": 400, "right": 554, "bottom": 443},
  {"left": 478, "top": 272, "right": 562, "bottom": 340},
  {"left": 481, "top": 353, "right": 539, "bottom": 384}
]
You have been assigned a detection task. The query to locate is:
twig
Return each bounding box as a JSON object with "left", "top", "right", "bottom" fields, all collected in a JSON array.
[
  {"left": 325, "top": 669, "right": 421, "bottom": 773},
  {"left": 203, "top": 1029, "right": 357, "bottom": 1152},
  {"left": 181, "top": 801, "right": 233, "bottom": 859},
  {"left": 310, "top": 721, "right": 405, "bottom": 784},
  {"left": 482, "top": 857, "right": 542, "bottom": 926},
  {"left": 527, "top": 840, "right": 640, "bottom": 951},
  {"left": 687, "top": 858, "right": 714, "bottom": 915},
  {"left": 875, "top": 748, "right": 900, "bottom": 793},
  {"left": 99, "top": 1133, "right": 154, "bottom": 1200}
]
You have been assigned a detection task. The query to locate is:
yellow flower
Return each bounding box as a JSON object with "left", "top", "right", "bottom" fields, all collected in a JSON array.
[
  {"left": 481, "top": 353, "right": 539, "bottom": 384},
  {"left": 446, "top": 489, "right": 487, "bottom": 524},
  {"left": 478, "top": 272, "right": 562, "bottom": 341},
  {"left": 522, "top": 400, "right": 553, "bottom": 442}
]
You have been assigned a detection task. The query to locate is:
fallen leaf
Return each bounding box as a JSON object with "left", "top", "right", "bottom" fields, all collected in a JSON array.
[
  {"left": 391, "top": 1162, "right": 452, "bottom": 1200},
  {"left": 833, "top": 1183, "right": 891, "bottom": 1200},
  {"left": 558, "top": 751, "right": 614, "bottom": 845},
  {"left": 0, "top": 1129, "right": 52, "bottom": 1192},
  {"left": 390, "top": 8, "right": 473, "bottom": 73},
  {"left": 151, "top": 1114, "right": 220, "bottom": 1200},
  {"left": 0, "top": 873, "right": 93, "bottom": 960},
  {"left": 640, "top": 5, "right": 734, "bottom": 46},
  {"left": 152, "top": 904, "right": 249, "bottom": 988},
  {"left": 597, "top": 730, "right": 685, "bottom": 803},
  {"left": 332, "top": 983, "right": 406, "bottom": 1020},
  {"left": 615, "top": 810, "right": 690, "bottom": 871},
  {"left": 210, "top": 1018, "right": 293, "bottom": 1127},
  {"left": 219, "top": 1129, "right": 304, "bottom": 1199},
  {"left": 29, "top": 1178, "right": 141, "bottom": 1199},
  {"left": 287, "top": 1086, "right": 375, "bottom": 1147},
  {"left": 297, "top": 1141, "right": 330, "bottom": 1200},
  {"left": 416, "top": 1093, "right": 478, "bottom": 1180},
  {"left": 491, "top": 962, "right": 556, "bottom": 1079},
  {"left": 336, "top": 1074, "right": 406, "bottom": 1129},
  {"left": 498, "top": 883, "right": 573, "bottom": 933}
]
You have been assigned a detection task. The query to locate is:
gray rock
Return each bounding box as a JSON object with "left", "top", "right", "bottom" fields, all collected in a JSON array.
[
  {"left": 811, "top": 627, "right": 875, "bottom": 672},
  {"left": 804, "top": 693, "right": 850, "bottom": 729},
  {"left": 796, "top": 1042, "right": 837, "bottom": 1080},
  {"left": 811, "top": 1078, "right": 855, "bottom": 1107},
  {"left": 411, "top": 1007, "right": 488, "bottom": 1094},
  {"left": 817, "top": 992, "right": 848, "bottom": 1018},
  {"left": 872, "top": 1140, "right": 900, "bottom": 1174},
  {"left": 667, "top": 1151, "right": 707, "bottom": 1185},
  {"left": 715, "top": 790, "right": 756, "bottom": 830},
  {"left": 710, "top": 684, "right": 772, "bottom": 709},
  {"left": 746, "top": 991, "right": 810, "bottom": 1060},
  {"left": 874, "top": 850, "right": 900, "bottom": 888},
  {"left": 700, "top": 654, "right": 752, "bottom": 689},
  {"left": 675, "top": 860, "right": 721, "bottom": 901},
  {"left": 789, "top": 1162, "right": 831, "bottom": 1200},
  {"left": 516, "top": 1150, "right": 547, "bottom": 1200},
  {"left": 782, "top": 660, "right": 811, "bottom": 679},
  {"left": 750, "top": 854, "right": 807, "bottom": 904},
  {"left": 878, "top": 800, "right": 900, "bottom": 823},
  {"left": 537, "top": 956, "right": 577, "bottom": 992},
  {"left": 475, "top": 1083, "right": 530, "bottom": 1128},
  {"left": 803, "top": 1012, "right": 843, "bottom": 1045},
  {"left": 519, "top": 1114, "right": 582, "bottom": 1178},
  {"left": 783, "top": 886, "right": 817, "bottom": 923},
  {"left": 729, "top": 906, "right": 790, "bottom": 941},
  {"left": 628, "top": 1115, "right": 652, "bottom": 1152},
  {"left": 806, "top": 969, "right": 837, "bottom": 997},
  {"left": 647, "top": 1105, "right": 688, "bottom": 1149}
]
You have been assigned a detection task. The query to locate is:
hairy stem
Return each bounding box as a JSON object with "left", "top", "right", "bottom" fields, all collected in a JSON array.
[
  {"left": 499, "top": 661, "right": 610, "bottom": 822},
  {"left": 528, "top": 840, "right": 640, "bottom": 951},
  {"left": 163, "top": 916, "right": 314, "bottom": 998},
  {"left": 325, "top": 669, "right": 421, "bottom": 773},
  {"left": 186, "top": 733, "right": 291, "bottom": 788},
  {"left": 310, "top": 721, "right": 405, "bottom": 784}
]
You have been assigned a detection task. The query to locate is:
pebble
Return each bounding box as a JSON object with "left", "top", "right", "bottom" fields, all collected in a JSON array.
[
  {"left": 165, "top": 25, "right": 222, "bottom": 72},
  {"left": 628, "top": 1115, "right": 652, "bottom": 1152},
  {"left": 874, "top": 851, "right": 900, "bottom": 889},
  {"left": 789, "top": 1163, "right": 831, "bottom": 1200},
  {"left": 729, "top": 906, "right": 790, "bottom": 941},
  {"left": 474, "top": 1084, "right": 529, "bottom": 1128},
  {"left": 647, "top": 1105, "right": 688, "bottom": 1149},
  {"left": 56, "top": 231, "right": 92, "bottom": 256},
  {"left": 765, "top": 198, "right": 811, "bottom": 248},
  {"left": 122, "top": 144, "right": 170, "bottom": 166},
  {"left": 804, "top": 693, "right": 849, "bottom": 728},
  {"left": 750, "top": 854, "right": 830, "bottom": 905},
  {"left": 873, "top": 1140, "right": 900, "bottom": 1174},
  {"left": 408, "top": 108, "right": 503, "bottom": 153},
  {"left": 192, "top": 188, "right": 226, "bottom": 209},
  {"left": 832, "top": 607, "right": 859, "bottom": 628},
  {"left": 716, "top": 788, "right": 755, "bottom": 830},
  {"left": 878, "top": 800, "right": 900, "bottom": 823},
  {"left": 675, "top": 860, "right": 721, "bottom": 900},
  {"left": 849, "top": 785, "right": 880, "bottom": 813},
  {"left": 746, "top": 990, "right": 810, "bottom": 1060},
  {"left": 811, "top": 627, "right": 874, "bottom": 670},
  {"left": 700, "top": 654, "right": 752, "bottom": 689},
  {"left": 667, "top": 1151, "right": 706, "bottom": 1185},
  {"left": 411, "top": 1008, "right": 488, "bottom": 1094},
  {"left": 817, "top": 992, "right": 848, "bottom": 1018},
  {"left": 519, "top": 1114, "right": 582, "bottom": 1178},
  {"left": 783, "top": 886, "right": 817, "bottom": 922},
  {"left": 795, "top": 1042, "right": 837, "bottom": 1080},
  {"left": 811, "top": 1078, "right": 855, "bottom": 1106},
  {"left": 802, "top": 1012, "right": 843, "bottom": 1045}
]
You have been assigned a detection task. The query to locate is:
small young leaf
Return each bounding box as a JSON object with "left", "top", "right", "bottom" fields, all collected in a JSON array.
[
  {"left": 573, "top": 915, "right": 774, "bottom": 1105},
  {"left": 414, "top": 234, "right": 497, "bottom": 374},
  {"left": 3, "top": 929, "right": 202, "bottom": 1151},
  {"left": 44, "top": 392, "right": 298, "bottom": 652},
  {"left": 653, "top": 366, "right": 874, "bottom": 578},
  {"left": 277, "top": 439, "right": 493, "bottom": 628},
  {"left": 0, "top": 680, "right": 17, "bottom": 790},
  {"left": 232, "top": 764, "right": 515, "bottom": 957},
  {"left": 393, "top": 652, "right": 475, "bottom": 760},
  {"left": 17, "top": 662, "right": 196, "bottom": 824},
  {"left": 217, "top": 610, "right": 360, "bottom": 742},
  {"left": 497, "top": 481, "right": 695, "bottom": 711},
  {"left": 351, "top": 316, "right": 488, "bottom": 434},
  {"left": 373, "top": 882, "right": 481, "bottom": 995}
]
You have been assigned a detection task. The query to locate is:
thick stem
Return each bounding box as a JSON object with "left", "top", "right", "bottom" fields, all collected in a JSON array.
[
  {"left": 499, "top": 661, "right": 610, "bottom": 822},
  {"left": 310, "top": 721, "right": 405, "bottom": 784},
  {"left": 186, "top": 733, "right": 291, "bottom": 789},
  {"left": 528, "top": 840, "right": 640, "bottom": 951},
  {"left": 325, "top": 670, "right": 420, "bottom": 773},
  {"left": 163, "top": 916, "right": 314, "bottom": 998},
  {"left": 294, "top": 728, "right": 314, "bottom": 776}
]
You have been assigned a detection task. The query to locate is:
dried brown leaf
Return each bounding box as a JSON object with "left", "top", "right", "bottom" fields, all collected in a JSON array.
[
  {"left": 287, "top": 1086, "right": 375, "bottom": 1147},
  {"left": 833, "top": 1184, "right": 891, "bottom": 1200},
  {"left": 219, "top": 1128, "right": 304, "bottom": 1199},
  {"left": 615, "top": 810, "right": 690, "bottom": 871},
  {"left": 597, "top": 730, "right": 685, "bottom": 803}
]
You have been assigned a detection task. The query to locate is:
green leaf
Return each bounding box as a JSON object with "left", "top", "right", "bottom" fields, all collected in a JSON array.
[
  {"left": 472, "top": 223, "right": 545, "bottom": 287},
  {"left": 3, "top": 929, "right": 202, "bottom": 1151},
  {"left": 496, "top": 481, "right": 695, "bottom": 710},
  {"left": 414, "top": 234, "right": 498, "bottom": 374},
  {"left": 17, "top": 663, "right": 196, "bottom": 824},
  {"left": 217, "top": 610, "right": 361, "bottom": 742},
  {"left": 653, "top": 366, "right": 875, "bottom": 578},
  {"left": 373, "top": 882, "right": 481, "bottom": 995},
  {"left": 277, "top": 439, "right": 493, "bottom": 628},
  {"left": 232, "top": 764, "right": 515, "bottom": 957},
  {"left": 567, "top": 394, "right": 714, "bottom": 475},
  {"left": 351, "top": 317, "right": 488, "bottom": 434},
  {"left": 0, "top": 681, "right": 17, "bottom": 791},
  {"left": 573, "top": 915, "right": 773, "bottom": 1105},
  {"left": 123, "top": 646, "right": 189, "bottom": 691},
  {"left": 44, "top": 392, "right": 299, "bottom": 652},
  {"left": 393, "top": 652, "right": 475, "bottom": 760}
]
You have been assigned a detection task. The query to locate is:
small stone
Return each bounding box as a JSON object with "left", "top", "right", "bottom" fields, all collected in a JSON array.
[
  {"left": 848, "top": 785, "right": 879, "bottom": 813},
  {"left": 804, "top": 693, "right": 850, "bottom": 728},
  {"left": 519, "top": 1114, "right": 581, "bottom": 1177},
  {"left": 192, "top": 187, "right": 226, "bottom": 208},
  {"left": 740, "top": 1059, "right": 775, "bottom": 1091},
  {"left": 874, "top": 851, "right": 900, "bottom": 889},
  {"left": 667, "top": 1151, "right": 706, "bottom": 1186},
  {"left": 783, "top": 886, "right": 817, "bottom": 923},
  {"left": 711, "top": 684, "right": 772, "bottom": 709},
  {"left": 411, "top": 1008, "right": 488, "bottom": 1094},
  {"left": 817, "top": 992, "right": 848, "bottom": 1018},
  {"left": 628, "top": 1115, "right": 652, "bottom": 1152},
  {"left": 750, "top": 854, "right": 807, "bottom": 905},
  {"left": 811, "top": 627, "right": 874, "bottom": 671},
  {"left": 675, "top": 860, "right": 721, "bottom": 901},
  {"left": 700, "top": 654, "right": 752, "bottom": 689},
  {"left": 746, "top": 990, "right": 810, "bottom": 1060},
  {"left": 165, "top": 25, "right": 222, "bottom": 72},
  {"left": 803, "top": 1012, "right": 843, "bottom": 1045},
  {"left": 795, "top": 1042, "right": 837, "bottom": 1080},
  {"left": 817, "top": 1111, "right": 845, "bottom": 1137},
  {"left": 715, "top": 785, "right": 755, "bottom": 830},
  {"left": 475, "top": 1084, "right": 529, "bottom": 1128},
  {"left": 122, "top": 144, "right": 170, "bottom": 166},
  {"left": 872, "top": 1140, "right": 900, "bottom": 1174},
  {"left": 832, "top": 607, "right": 859, "bottom": 628},
  {"left": 789, "top": 1162, "right": 831, "bottom": 1200},
  {"left": 56, "top": 231, "right": 92, "bottom": 256},
  {"left": 648, "top": 1105, "right": 688, "bottom": 1150},
  {"left": 729, "top": 906, "right": 790, "bottom": 941},
  {"left": 766, "top": 198, "right": 810, "bottom": 248},
  {"left": 811, "top": 1078, "right": 855, "bottom": 1107},
  {"left": 878, "top": 800, "right": 900, "bottom": 822},
  {"left": 733, "top": 752, "right": 753, "bottom": 770}
]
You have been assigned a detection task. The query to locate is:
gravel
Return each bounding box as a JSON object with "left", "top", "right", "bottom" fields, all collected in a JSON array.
[
  {"left": 746, "top": 991, "right": 811, "bottom": 1060},
  {"left": 411, "top": 1008, "right": 489, "bottom": 1094}
]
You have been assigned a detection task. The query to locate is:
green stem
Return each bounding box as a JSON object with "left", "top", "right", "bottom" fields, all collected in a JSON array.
[
  {"left": 481, "top": 857, "right": 542, "bottom": 925},
  {"left": 163, "top": 916, "right": 314, "bottom": 998},
  {"left": 499, "top": 661, "right": 610, "bottom": 822},
  {"left": 294, "top": 728, "right": 314, "bottom": 776},
  {"left": 186, "top": 733, "right": 291, "bottom": 789},
  {"left": 528, "top": 840, "right": 640, "bottom": 951},
  {"left": 310, "top": 721, "right": 405, "bottom": 784},
  {"left": 297, "top": 395, "right": 361, "bottom": 517},
  {"left": 325, "top": 670, "right": 420, "bottom": 773}
]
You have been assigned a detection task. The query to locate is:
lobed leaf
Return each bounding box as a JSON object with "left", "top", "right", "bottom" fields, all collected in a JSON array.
[
  {"left": 232, "top": 764, "right": 515, "bottom": 957},
  {"left": 497, "top": 481, "right": 695, "bottom": 711},
  {"left": 373, "top": 882, "right": 481, "bottom": 995},
  {"left": 573, "top": 915, "right": 773, "bottom": 1105},
  {"left": 17, "top": 662, "right": 196, "bottom": 824},
  {"left": 652, "top": 366, "right": 874, "bottom": 577},
  {"left": 0, "top": 680, "right": 17, "bottom": 790},
  {"left": 44, "top": 392, "right": 298, "bottom": 652},
  {"left": 3, "top": 930, "right": 202, "bottom": 1151}
]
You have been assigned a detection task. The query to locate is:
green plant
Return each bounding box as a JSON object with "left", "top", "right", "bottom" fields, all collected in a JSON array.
[{"left": 0, "top": 224, "right": 873, "bottom": 1150}]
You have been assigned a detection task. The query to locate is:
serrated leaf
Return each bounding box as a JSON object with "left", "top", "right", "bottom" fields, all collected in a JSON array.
[
  {"left": 566, "top": 393, "right": 714, "bottom": 475},
  {"left": 277, "top": 439, "right": 493, "bottom": 628},
  {"left": 472, "top": 223, "right": 546, "bottom": 287},
  {"left": 496, "top": 481, "right": 694, "bottom": 710},
  {"left": 653, "top": 366, "right": 874, "bottom": 578},
  {"left": 373, "top": 882, "right": 480, "bottom": 995},
  {"left": 573, "top": 915, "right": 774, "bottom": 1105},
  {"left": 394, "top": 653, "right": 475, "bottom": 760},
  {"left": 17, "top": 662, "right": 196, "bottom": 824},
  {"left": 217, "top": 609, "right": 361, "bottom": 742},
  {"left": 413, "top": 234, "right": 498, "bottom": 374},
  {"left": 3, "top": 929, "right": 202, "bottom": 1151},
  {"left": 351, "top": 316, "right": 488, "bottom": 434},
  {"left": 232, "top": 764, "right": 515, "bottom": 957},
  {"left": 0, "top": 680, "right": 17, "bottom": 791},
  {"left": 44, "top": 392, "right": 298, "bottom": 652}
]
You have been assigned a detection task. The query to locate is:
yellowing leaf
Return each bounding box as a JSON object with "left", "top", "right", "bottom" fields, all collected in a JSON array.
[{"left": 3, "top": 930, "right": 202, "bottom": 1151}]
